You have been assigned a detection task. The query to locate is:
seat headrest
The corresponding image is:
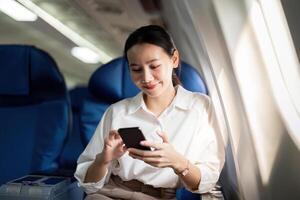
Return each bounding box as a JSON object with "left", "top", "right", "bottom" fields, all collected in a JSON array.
[
  {"left": 179, "top": 62, "right": 207, "bottom": 94},
  {"left": 0, "top": 45, "right": 67, "bottom": 106},
  {"left": 0, "top": 45, "right": 30, "bottom": 95},
  {"left": 88, "top": 57, "right": 139, "bottom": 103}
]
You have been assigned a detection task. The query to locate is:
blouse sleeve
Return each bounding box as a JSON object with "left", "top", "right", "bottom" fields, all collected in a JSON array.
[
  {"left": 188, "top": 96, "right": 225, "bottom": 193},
  {"left": 74, "top": 107, "right": 113, "bottom": 194}
]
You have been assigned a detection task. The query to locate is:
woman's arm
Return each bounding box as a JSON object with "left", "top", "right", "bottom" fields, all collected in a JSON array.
[
  {"left": 84, "top": 153, "right": 110, "bottom": 183},
  {"left": 172, "top": 155, "right": 201, "bottom": 190},
  {"left": 84, "top": 130, "right": 127, "bottom": 183}
]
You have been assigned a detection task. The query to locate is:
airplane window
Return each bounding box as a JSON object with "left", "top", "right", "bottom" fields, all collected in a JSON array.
[
  {"left": 231, "top": 0, "right": 300, "bottom": 185},
  {"left": 211, "top": 0, "right": 300, "bottom": 187},
  {"left": 258, "top": 0, "right": 300, "bottom": 143}
]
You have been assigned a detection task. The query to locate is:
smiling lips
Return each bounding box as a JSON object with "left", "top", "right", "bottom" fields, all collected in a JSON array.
[{"left": 143, "top": 83, "right": 158, "bottom": 90}]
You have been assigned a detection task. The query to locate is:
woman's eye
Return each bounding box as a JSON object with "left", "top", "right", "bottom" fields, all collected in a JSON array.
[
  {"left": 150, "top": 65, "right": 160, "bottom": 69},
  {"left": 131, "top": 68, "right": 142, "bottom": 72}
]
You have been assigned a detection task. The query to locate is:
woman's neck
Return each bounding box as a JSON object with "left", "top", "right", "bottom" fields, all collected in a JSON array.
[{"left": 143, "top": 86, "right": 177, "bottom": 117}]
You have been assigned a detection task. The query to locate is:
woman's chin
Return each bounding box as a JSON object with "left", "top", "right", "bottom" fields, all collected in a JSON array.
[{"left": 143, "top": 89, "right": 164, "bottom": 98}]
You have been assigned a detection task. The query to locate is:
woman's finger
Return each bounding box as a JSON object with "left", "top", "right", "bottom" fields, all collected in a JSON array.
[
  {"left": 115, "top": 132, "right": 122, "bottom": 140},
  {"left": 128, "top": 148, "right": 162, "bottom": 157},
  {"left": 140, "top": 140, "right": 164, "bottom": 150},
  {"left": 129, "top": 153, "right": 169, "bottom": 167},
  {"left": 156, "top": 131, "right": 169, "bottom": 143},
  {"left": 140, "top": 156, "right": 167, "bottom": 164},
  {"left": 108, "top": 130, "right": 117, "bottom": 140},
  {"left": 128, "top": 152, "right": 158, "bottom": 161}
]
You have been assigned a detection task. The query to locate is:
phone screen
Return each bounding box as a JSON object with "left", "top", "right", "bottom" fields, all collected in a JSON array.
[{"left": 118, "top": 127, "right": 151, "bottom": 151}]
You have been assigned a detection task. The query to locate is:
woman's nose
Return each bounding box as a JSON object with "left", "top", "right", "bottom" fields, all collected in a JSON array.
[{"left": 142, "top": 69, "right": 154, "bottom": 83}]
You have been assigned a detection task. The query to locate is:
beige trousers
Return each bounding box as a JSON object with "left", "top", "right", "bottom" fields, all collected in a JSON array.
[{"left": 85, "top": 175, "right": 176, "bottom": 200}]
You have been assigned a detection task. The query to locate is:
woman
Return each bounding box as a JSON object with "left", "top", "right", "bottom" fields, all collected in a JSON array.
[{"left": 75, "top": 25, "right": 224, "bottom": 200}]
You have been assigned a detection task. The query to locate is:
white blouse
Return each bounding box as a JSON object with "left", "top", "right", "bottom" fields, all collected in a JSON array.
[{"left": 74, "top": 85, "right": 224, "bottom": 194}]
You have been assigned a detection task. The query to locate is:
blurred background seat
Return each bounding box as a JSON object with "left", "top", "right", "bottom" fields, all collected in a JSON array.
[
  {"left": 59, "top": 86, "right": 88, "bottom": 170},
  {"left": 80, "top": 56, "right": 207, "bottom": 199},
  {"left": 80, "top": 57, "right": 140, "bottom": 145},
  {"left": 0, "top": 45, "right": 71, "bottom": 184}
]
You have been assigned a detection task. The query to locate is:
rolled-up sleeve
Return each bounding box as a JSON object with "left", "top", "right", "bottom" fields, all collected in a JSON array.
[
  {"left": 75, "top": 160, "right": 108, "bottom": 194},
  {"left": 197, "top": 138, "right": 222, "bottom": 193},
  {"left": 74, "top": 108, "right": 112, "bottom": 194},
  {"left": 187, "top": 96, "right": 225, "bottom": 193}
]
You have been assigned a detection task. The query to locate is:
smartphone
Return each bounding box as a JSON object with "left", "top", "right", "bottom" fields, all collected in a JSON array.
[{"left": 118, "top": 127, "right": 151, "bottom": 151}]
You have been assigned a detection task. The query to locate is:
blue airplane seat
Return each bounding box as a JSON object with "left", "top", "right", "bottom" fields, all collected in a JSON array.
[
  {"left": 0, "top": 45, "right": 71, "bottom": 184},
  {"left": 80, "top": 58, "right": 140, "bottom": 145},
  {"left": 59, "top": 87, "right": 88, "bottom": 170},
  {"left": 80, "top": 57, "right": 207, "bottom": 199}
]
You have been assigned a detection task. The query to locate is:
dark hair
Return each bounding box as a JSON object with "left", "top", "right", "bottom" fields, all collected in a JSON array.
[{"left": 124, "top": 25, "right": 181, "bottom": 86}]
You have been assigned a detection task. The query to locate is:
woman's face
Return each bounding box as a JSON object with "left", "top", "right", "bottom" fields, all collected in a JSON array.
[{"left": 127, "top": 43, "right": 178, "bottom": 98}]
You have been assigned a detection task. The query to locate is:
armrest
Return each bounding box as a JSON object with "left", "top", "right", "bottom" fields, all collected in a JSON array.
[{"left": 0, "top": 173, "right": 84, "bottom": 200}]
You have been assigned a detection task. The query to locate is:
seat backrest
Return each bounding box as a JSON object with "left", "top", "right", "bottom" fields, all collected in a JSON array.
[
  {"left": 0, "top": 45, "right": 71, "bottom": 184},
  {"left": 80, "top": 56, "right": 207, "bottom": 145}
]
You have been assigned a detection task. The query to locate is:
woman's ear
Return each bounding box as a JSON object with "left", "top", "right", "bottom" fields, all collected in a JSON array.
[{"left": 172, "top": 49, "right": 180, "bottom": 69}]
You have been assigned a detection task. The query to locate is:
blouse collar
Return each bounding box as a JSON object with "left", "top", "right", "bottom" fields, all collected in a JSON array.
[{"left": 127, "top": 85, "right": 193, "bottom": 115}]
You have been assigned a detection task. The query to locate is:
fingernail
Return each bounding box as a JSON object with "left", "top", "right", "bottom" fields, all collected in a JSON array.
[{"left": 140, "top": 141, "right": 145, "bottom": 145}]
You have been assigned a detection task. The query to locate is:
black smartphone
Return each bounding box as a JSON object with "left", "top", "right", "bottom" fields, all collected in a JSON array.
[{"left": 118, "top": 127, "right": 151, "bottom": 151}]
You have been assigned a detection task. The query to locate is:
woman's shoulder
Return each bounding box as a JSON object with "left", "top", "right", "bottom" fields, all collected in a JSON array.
[
  {"left": 179, "top": 86, "right": 211, "bottom": 110},
  {"left": 193, "top": 92, "right": 211, "bottom": 104},
  {"left": 191, "top": 93, "right": 211, "bottom": 113}
]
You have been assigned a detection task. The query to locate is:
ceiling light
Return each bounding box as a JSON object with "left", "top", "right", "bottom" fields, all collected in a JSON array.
[
  {"left": 0, "top": 0, "right": 37, "bottom": 21},
  {"left": 71, "top": 47, "right": 101, "bottom": 64},
  {"left": 17, "top": 0, "right": 112, "bottom": 64}
]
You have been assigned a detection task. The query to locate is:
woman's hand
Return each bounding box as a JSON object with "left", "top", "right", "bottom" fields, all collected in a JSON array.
[
  {"left": 97, "top": 130, "right": 127, "bottom": 164},
  {"left": 127, "top": 131, "right": 186, "bottom": 172}
]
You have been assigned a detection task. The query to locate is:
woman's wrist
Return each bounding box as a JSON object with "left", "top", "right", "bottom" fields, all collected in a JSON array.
[
  {"left": 173, "top": 156, "right": 189, "bottom": 174},
  {"left": 95, "top": 153, "right": 111, "bottom": 166},
  {"left": 174, "top": 159, "right": 190, "bottom": 176},
  {"left": 84, "top": 153, "right": 110, "bottom": 183}
]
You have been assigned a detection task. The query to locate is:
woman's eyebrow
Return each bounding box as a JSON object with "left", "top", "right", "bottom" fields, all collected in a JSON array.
[
  {"left": 146, "top": 58, "right": 159, "bottom": 64},
  {"left": 129, "top": 63, "right": 139, "bottom": 67},
  {"left": 129, "top": 59, "right": 159, "bottom": 67}
]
